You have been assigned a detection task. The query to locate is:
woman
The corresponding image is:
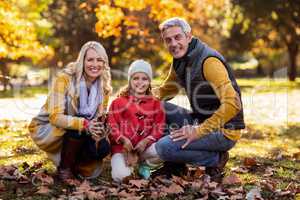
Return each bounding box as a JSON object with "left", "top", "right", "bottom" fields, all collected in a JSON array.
[{"left": 29, "top": 41, "right": 112, "bottom": 181}]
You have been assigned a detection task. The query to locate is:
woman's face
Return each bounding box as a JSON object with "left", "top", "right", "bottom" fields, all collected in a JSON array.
[
  {"left": 130, "top": 72, "right": 150, "bottom": 96},
  {"left": 83, "top": 48, "right": 105, "bottom": 82}
]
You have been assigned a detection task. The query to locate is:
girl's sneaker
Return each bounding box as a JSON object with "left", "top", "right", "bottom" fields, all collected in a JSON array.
[{"left": 138, "top": 164, "right": 151, "bottom": 179}]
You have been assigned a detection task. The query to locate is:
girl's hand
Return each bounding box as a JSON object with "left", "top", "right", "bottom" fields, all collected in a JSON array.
[
  {"left": 125, "top": 151, "right": 139, "bottom": 167},
  {"left": 134, "top": 138, "right": 150, "bottom": 154},
  {"left": 120, "top": 136, "right": 133, "bottom": 152}
]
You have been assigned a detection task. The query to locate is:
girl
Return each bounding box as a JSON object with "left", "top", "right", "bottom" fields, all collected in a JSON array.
[
  {"left": 29, "top": 41, "right": 112, "bottom": 181},
  {"left": 108, "top": 59, "right": 165, "bottom": 183}
]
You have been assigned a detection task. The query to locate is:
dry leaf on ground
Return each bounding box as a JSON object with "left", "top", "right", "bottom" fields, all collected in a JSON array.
[
  {"left": 36, "top": 185, "right": 51, "bottom": 194},
  {"left": 222, "top": 173, "right": 242, "bottom": 185},
  {"left": 243, "top": 158, "right": 257, "bottom": 167},
  {"left": 161, "top": 182, "right": 184, "bottom": 194}
]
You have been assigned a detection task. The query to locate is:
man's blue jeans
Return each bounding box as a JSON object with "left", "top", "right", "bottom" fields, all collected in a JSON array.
[{"left": 155, "top": 102, "right": 236, "bottom": 167}]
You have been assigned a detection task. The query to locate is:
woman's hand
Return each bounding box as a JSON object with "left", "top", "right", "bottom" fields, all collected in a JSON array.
[
  {"left": 86, "top": 118, "right": 104, "bottom": 136},
  {"left": 134, "top": 138, "right": 150, "bottom": 154}
]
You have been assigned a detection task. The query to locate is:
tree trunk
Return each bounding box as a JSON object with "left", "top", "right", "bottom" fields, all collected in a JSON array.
[
  {"left": 287, "top": 43, "right": 298, "bottom": 81},
  {"left": 0, "top": 61, "right": 9, "bottom": 91}
]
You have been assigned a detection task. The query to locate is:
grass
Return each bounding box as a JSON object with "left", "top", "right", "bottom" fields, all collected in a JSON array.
[
  {"left": 0, "top": 78, "right": 300, "bottom": 199},
  {"left": 1, "top": 77, "right": 299, "bottom": 98},
  {"left": 0, "top": 123, "right": 299, "bottom": 199},
  {"left": 0, "top": 86, "right": 48, "bottom": 98},
  {"left": 236, "top": 78, "right": 300, "bottom": 93}
]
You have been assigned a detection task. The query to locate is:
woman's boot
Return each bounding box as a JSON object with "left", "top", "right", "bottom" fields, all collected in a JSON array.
[{"left": 58, "top": 136, "right": 83, "bottom": 182}]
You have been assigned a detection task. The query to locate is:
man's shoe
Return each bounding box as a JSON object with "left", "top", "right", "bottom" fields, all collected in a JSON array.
[
  {"left": 205, "top": 151, "right": 229, "bottom": 182},
  {"left": 152, "top": 162, "right": 188, "bottom": 178}
]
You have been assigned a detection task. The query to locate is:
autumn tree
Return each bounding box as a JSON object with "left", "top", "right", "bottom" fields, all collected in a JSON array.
[
  {"left": 43, "top": 0, "right": 103, "bottom": 68},
  {"left": 0, "top": 0, "right": 53, "bottom": 90},
  {"left": 226, "top": 0, "right": 300, "bottom": 81},
  {"left": 93, "top": 0, "right": 231, "bottom": 76}
]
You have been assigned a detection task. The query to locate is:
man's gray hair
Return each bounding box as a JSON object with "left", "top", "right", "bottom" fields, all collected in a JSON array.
[{"left": 159, "top": 17, "right": 191, "bottom": 34}]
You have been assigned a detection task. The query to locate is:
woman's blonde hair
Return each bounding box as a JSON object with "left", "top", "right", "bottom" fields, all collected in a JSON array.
[{"left": 63, "top": 41, "right": 113, "bottom": 96}]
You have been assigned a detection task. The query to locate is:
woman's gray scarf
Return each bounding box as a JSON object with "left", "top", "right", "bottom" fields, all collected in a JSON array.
[{"left": 78, "top": 76, "right": 102, "bottom": 119}]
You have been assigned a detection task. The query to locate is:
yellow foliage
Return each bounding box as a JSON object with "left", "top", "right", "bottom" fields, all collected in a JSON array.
[
  {"left": 95, "top": 5, "right": 124, "bottom": 38},
  {"left": 0, "top": 0, "right": 53, "bottom": 61},
  {"left": 95, "top": 0, "right": 188, "bottom": 39}
]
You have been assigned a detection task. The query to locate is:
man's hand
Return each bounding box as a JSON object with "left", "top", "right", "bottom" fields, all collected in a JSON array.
[
  {"left": 134, "top": 138, "right": 150, "bottom": 154},
  {"left": 120, "top": 136, "right": 133, "bottom": 152},
  {"left": 170, "top": 125, "right": 199, "bottom": 149}
]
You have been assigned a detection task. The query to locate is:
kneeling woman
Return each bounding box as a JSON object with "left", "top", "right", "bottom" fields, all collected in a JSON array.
[{"left": 29, "top": 41, "right": 112, "bottom": 181}]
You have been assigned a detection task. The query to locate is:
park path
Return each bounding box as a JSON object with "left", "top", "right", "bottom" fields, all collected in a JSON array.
[{"left": 0, "top": 91, "right": 299, "bottom": 125}]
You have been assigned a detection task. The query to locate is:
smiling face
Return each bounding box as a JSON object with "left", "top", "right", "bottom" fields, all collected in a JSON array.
[
  {"left": 130, "top": 72, "right": 150, "bottom": 96},
  {"left": 161, "top": 26, "right": 192, "bottom": 59},
  {"left": 83, "top": 48, "right": 105, "bottom": 82}
]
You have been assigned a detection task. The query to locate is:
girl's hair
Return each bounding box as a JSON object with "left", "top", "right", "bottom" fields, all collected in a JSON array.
[{"left": 117, "top": 85, "right": 153, "bottom": 97}]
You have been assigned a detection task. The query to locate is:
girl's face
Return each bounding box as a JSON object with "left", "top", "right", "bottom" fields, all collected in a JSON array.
[
  {"left": 83, "top": 48, "right": 105, "bottom": 82},
  {"left": 130, "top": 72, "right": 150, "bottom": 96}
]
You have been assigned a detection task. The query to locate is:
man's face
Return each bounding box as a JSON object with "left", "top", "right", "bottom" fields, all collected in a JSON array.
[{"left": 162, "top": 26, "right": 192, "bottom": 59}]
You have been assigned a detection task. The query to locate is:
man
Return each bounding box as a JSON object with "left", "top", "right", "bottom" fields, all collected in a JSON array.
[{"left": 153, "top": 17, "right": 245, "bottom": 181}]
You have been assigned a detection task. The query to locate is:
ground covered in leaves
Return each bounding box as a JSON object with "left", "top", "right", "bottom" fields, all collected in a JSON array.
[
  {"left": 0, "top": 80, "right": 300, "bottom": 199},
  {"left": 0, "top": 120, "right": 299, "bottom": 200}
]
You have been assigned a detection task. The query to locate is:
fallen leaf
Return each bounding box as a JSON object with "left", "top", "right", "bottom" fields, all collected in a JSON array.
[
  {"left": 232, "top": 166, "right": 249, "bottom": 174},
  {"left": 260, "top": 179, "right": 276, "bottom": 191},
  {"left": 118, "top": 190, "right": 134, "bottom": 198},
  {"left": 243, "top": 158, "right": 257, "bottom": 167},
  {"left": 155, "top": 176, "right": 173, "bottom": 186},
  {"left": 190, "top": 180, "right": 203, "bottom": 190},
  {"left": 129, "top": 179, "right": 149, "bottom": 189},
  {"left": 293, "top": 151, "right": 300, "bottom": 160},
  {"left": 16, "top": 187, "right": 24, "bottom": 197},
  {"left": 77, "top": 180, "right": 92, "bottom": 192},
  {"left": 86, "top": 190, "right": 105, "bottom": 199},
  {"left": 33, "top": 171, "right": 54, "bottom": 185},
  {"left": 208, "top": 181, "right": 219, "bottom": 189},
  {"left": 0, "top": 165, "right": 17, "bottom": 180},
  {"left": 171, "top": 175, "right": 189, "bottom": 187},
  {"left": 0, "top": 181, "right": 5, "bottom": 192},
  {"left": 213, "top": 195, "right": 230, "bottom": 200},
  {"left": 36, "top": 185, "right": 51, "bottom": 194},
  {"left": 194, "top": 194, "right": 209, "bottom": 200},
  {"left": 149, "top": 191, "right": 161, "bottom": 199},
  {"left": 210, "top": 187, "right": 227, "bottom": 198},
  {"left": 230, "top": 193, "right": 244, "bottom": 200},
  {"left": 65, "top": 178, "right": 81, "bottom": 186},
  {"left": 161, "top": 182, "right": 184, "bottom": 194},
  {"left": 275, "top": 189, "right": 292, "bottom": 196},
  {"left": 246, "top": 187, "right": 263, "bottom": 200},
  {"left": 270, "top": 147, "right": 283, "bottom": 160},
  {"left": 108, "top": 187, "right": 118, "bottom": 196},
  {"left": 194, "top": 166, "right": 206, "bottom": 177},
  {"left": 263, "top": 167, "right": 274, "bottom": 177},
  {"left": 225, "top": 186, "right": 244, "bottom": 195},
  {"left": 222, "top": 173, "right": 241, "bottom": 185}
]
